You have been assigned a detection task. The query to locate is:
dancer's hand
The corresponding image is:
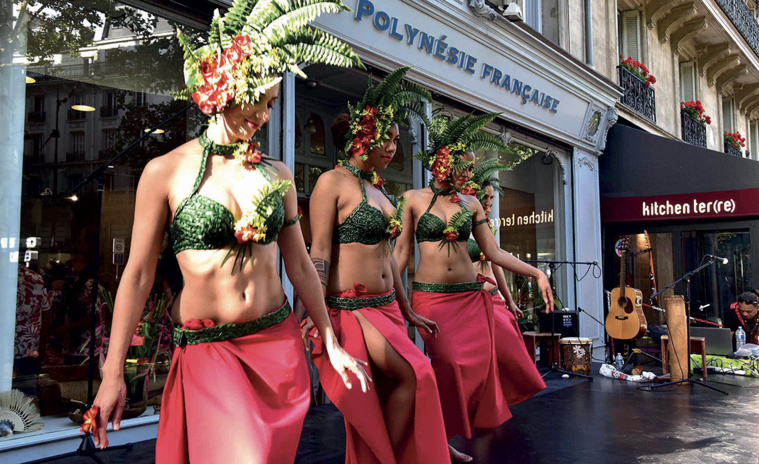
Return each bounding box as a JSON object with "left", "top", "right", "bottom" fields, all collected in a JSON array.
[
  {"left": 536, "top": 272, "right": 554, "bottom": 313},
  {"left": 507, "top": 300, "right": 524, "bottom": 319},
  {"left": 405, "top": 311, "right": 440, "bottom": 338},
  {"left": 90, "top": 374, "right": 127, "bottom": 449},
  {"left": 325, "top": 340, "right": 372, "bottom": 393},
  {"left": 300, "top": 316, "right": 317, "bottom": 351}
]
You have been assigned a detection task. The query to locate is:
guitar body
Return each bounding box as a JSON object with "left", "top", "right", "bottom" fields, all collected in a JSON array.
[{"left": 606, "top": 286, "right": 647, "bottom": 339}]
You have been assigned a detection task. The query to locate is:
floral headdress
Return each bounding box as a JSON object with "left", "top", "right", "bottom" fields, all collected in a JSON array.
[
  {"left": 345, "top": 66, "right": 431, "bottom": 159},
  {"left": 461, "top": 158, "right": 509, "bottom": 201},
  {"left": 414, "top": 112, "right": 508, "bottom": 185},
  {"left": 174, "top": 0, "right": 363, "bottom": 116}
]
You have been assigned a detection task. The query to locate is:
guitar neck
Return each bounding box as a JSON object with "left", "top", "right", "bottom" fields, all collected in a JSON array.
[{"left": 619, "top": 250, "right": 627, "bottom": 290}]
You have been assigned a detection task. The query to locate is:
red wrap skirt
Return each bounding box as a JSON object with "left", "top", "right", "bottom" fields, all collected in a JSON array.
[
  {"left": 156, "top": 300, "right": 310, "bottom": 464},
  {"left": 411, "top": 281, "right": 512, "bottom": 439},
  {"left": 488, "top": 287, "right": 547, "bottom": 405},
  {"left": 310, "top": 286, "right": 449, "bottom": 464}
]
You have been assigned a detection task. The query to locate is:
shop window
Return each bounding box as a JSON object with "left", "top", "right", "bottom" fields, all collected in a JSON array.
[
  {"left": 490, "top": 141, "right": 567, "bottom": 331},
  {"left": 306, "top": 113, "right": 326, "bottom": 155},
  {"left": 679, "top": 62, "right": 696, "bottom": 102},
  {"left": 9, "top": 1, "right": 201, "bottom": 439},
  {"left": 751, "top": 121, "right": 759, "bottom": 161},
  {"left": 722, "top": 97, "right": 735, "bottom": 133},
  {"left": 683, "top": 230, "right": 752, "bottom": 324},
  {"left": 618, "top": 10, "right": 641, "bottom": 61}
]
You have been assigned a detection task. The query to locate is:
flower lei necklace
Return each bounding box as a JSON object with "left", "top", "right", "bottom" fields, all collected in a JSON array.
[
  {"left": 199, "top": 130, "right": 270, "bottom": 169},
  {"left": 337, "top": 159, "right": 385, "bottom": 188}
]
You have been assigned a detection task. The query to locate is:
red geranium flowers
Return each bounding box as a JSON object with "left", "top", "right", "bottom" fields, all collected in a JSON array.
[
  {"left": 724, "top": 131, "right": 746, "bottom": 149},
  {"left": 680, "top": 100, "right": 711, "bottom": 125},
  {"left": 619, "top": 55, "right": 657, "bottom": 87}
]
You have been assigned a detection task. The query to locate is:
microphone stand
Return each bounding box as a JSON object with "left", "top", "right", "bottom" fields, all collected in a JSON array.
[
  {"left": 63, "top": 103, "right": 194, "bottom": 463},
  {"left": 647, "top": 256, "right": 727, "bottom": 395},
  {"left": 523, "top": 259, "right": 596, "bottom": 381}
]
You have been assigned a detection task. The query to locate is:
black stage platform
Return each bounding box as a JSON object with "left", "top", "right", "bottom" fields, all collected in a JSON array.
[{"left": 30, "top": 364, "right": 759, "bottom": 463}]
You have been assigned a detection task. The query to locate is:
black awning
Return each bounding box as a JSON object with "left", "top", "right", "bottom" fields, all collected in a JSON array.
[{"left": 600, "top": 124, "right": 759, "bottom": 198}]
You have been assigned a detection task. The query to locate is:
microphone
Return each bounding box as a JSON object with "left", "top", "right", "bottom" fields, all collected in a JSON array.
[{"left": 706, "top": 254, "right": 729, "bottom": 265}]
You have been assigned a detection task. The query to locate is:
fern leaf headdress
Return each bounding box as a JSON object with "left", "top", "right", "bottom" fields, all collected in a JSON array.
[
  {"left": 345, "top": 66, "right": 431, "bottom": 160},
  {"left": 461, "top": 158, "right": 509, "bottom": 201},
  {"left": 175, "top": 0, "right": 363, "bottom": 115},
  {"left": 414, "top": 113, "right": 508, "bottom": 184}
]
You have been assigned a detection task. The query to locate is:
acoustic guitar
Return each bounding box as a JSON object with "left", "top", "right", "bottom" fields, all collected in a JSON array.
[{"left": 606, "top": 236, "right": 647, "bottom": 339}]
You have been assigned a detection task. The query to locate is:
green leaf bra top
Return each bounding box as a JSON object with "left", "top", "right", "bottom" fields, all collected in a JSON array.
[
  {"left": 333, "top": 164, "right": 395, "bottom": 245},
  {"left": 169, "top": 133, "right": 298, "bottom": 255},
  {"left": 415, "top": 186, "right": 472, "bottom": 243},
  {"left": 468, "top": 238, "right": 481, "bottom": 263}
]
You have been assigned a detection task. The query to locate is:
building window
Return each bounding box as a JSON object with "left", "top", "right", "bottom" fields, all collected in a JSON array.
[
  {"left": 619, "top": 10, "right": 641, "bottom": 60},
  {"left": 68, "top": 131, "right": 85, "bottom": 160},
  {"left": 134, "top": 91, "right": 147, "bottom": 107},
  {"left": 679, "top": 62, "right": 696, "bottom": 102},
  {"left": 751, "top": 120, "right": 759, "bottom": 160},
  {"left": 722, "top": 97, "right": 735, "bottom": 134},
  {"left": 101, "top": 90, "right": 118, "bottom": 118}
]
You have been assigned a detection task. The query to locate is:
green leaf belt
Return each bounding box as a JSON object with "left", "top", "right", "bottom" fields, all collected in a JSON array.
[
  {"left": 325, "top": 289, "right": 396, "bottom": 310},
  {"left": 489, "top": 287, "right": 499, "bottom": 296},
  {"left": 172, "top": 300, "right": 291, "bottom": 346},
  {"left": 411, "top": 281, "right": 484, "bottom": 293}
]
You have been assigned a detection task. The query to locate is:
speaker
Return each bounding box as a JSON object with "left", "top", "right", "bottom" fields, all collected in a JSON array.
[{"left": 537, "top": 310, "right": 579, "bottom": 338}]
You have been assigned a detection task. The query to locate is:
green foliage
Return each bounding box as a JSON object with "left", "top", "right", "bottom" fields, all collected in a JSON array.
[
  {"left": 277, "top": 27, "right": 363, "bottom": 73},
  {"left": 19, "top": 1, "right": 157, "bottom": 65},
  {"left": 470, "top": 158, "right": 509, "bottom": 200},
  {"left": 416, "top": 112, "right": 507, "bottom": 170}
]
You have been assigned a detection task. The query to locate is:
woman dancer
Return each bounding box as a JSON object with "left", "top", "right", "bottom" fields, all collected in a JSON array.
[
  {"left": 302, "top": 67, "right": 450, "bottom": 463},
  {"left": 394, "top": 113, "right": 554, "bottom": 461},
  {"left": 89, "top": 2, "right": 370, "bottom": 462},
  {"left": 465, "top": 161, "right": 546, "bottom": 406}
]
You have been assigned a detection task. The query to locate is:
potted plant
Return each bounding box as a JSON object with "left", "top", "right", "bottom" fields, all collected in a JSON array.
[
  {"left": 81, "top": 289, "right": 174, "bottom": 413},
  {"left": 680, "top": 100, "right": 711, "bottom": 125},
  {"left": 724, "top": 131, "right": 745, "bottom": 155},
  {"left": 619, "top": 55, "right": 657, "bottom": 86}
]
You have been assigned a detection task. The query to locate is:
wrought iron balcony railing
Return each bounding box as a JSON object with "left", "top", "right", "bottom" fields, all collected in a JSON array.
[
  {"left": 717, "top": 0, "right": 759, "bottom": 59},
  {"left": 681, "top": 112, "right": 707, "bottom": 148},
  {"left": 27, "top": 111, "right": 46, "bottom": 124},
  {"left": 617, "top": 66, "right": 656, "bottom": 123},
  {"left": 67, "top": 109, "right": 87, "bottom": 121},
  {"left": 100, "top": 106, "right": 119, "bottom": 118},
  {"left": 66, "top": 151, "right": 86, "bottom": 161},
  {"left": 725, "top": 143, "right": 742, "bottom": 157}
]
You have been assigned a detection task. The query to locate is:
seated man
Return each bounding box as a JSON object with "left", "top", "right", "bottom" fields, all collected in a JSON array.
[{"left": 725, "top": 290, "right": 759, "bottom": 347}]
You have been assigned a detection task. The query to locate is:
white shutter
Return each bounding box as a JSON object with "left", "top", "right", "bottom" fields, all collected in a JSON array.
[
  {"left": 722, "top": 98, "right": 734, "bottom": 133},
  {"left": 680, "top": 62, "right": 696, "bottom": 102},
  {"left": 621, "top": 11, "right": 641, "bottom": 61}
]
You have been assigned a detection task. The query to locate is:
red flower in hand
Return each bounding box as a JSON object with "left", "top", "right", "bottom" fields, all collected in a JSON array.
[{"left": 80, "top": 406, "right": 99, "bottom": 434}]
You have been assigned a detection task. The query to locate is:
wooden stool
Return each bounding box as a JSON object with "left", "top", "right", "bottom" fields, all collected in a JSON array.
[
  {"left": 522, "top": 332, "right": 562, "bottom": 367},
  {"left": 661, "top": 335, "right": 707, "bottom": 378}
]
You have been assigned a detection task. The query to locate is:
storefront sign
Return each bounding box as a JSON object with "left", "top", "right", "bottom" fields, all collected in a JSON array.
[
  {"left": 313, "top": 0, "right": 589, "bottom": 138},
  {"left": 497, "top": 208, "right": 554, "bottom": 227},
  {"left": 354, "top": 0, "right": 561, "bottom": 113},
  {"left": 601, "top": 188, "right": 759, "bottom": 222}
]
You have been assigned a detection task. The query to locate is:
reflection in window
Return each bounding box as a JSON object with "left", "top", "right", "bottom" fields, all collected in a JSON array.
[
  {"left": 388, "top": 142, "right": 405, "bottom": 171},
  {"left": 294, "top": 163, "right": 305, "bottom": 193},
  {"left": 307, "top": 113, "right": 325, "bottom": 155},
  {"left": 309, "top": 166, "right": 325, "bottom": 192}
]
